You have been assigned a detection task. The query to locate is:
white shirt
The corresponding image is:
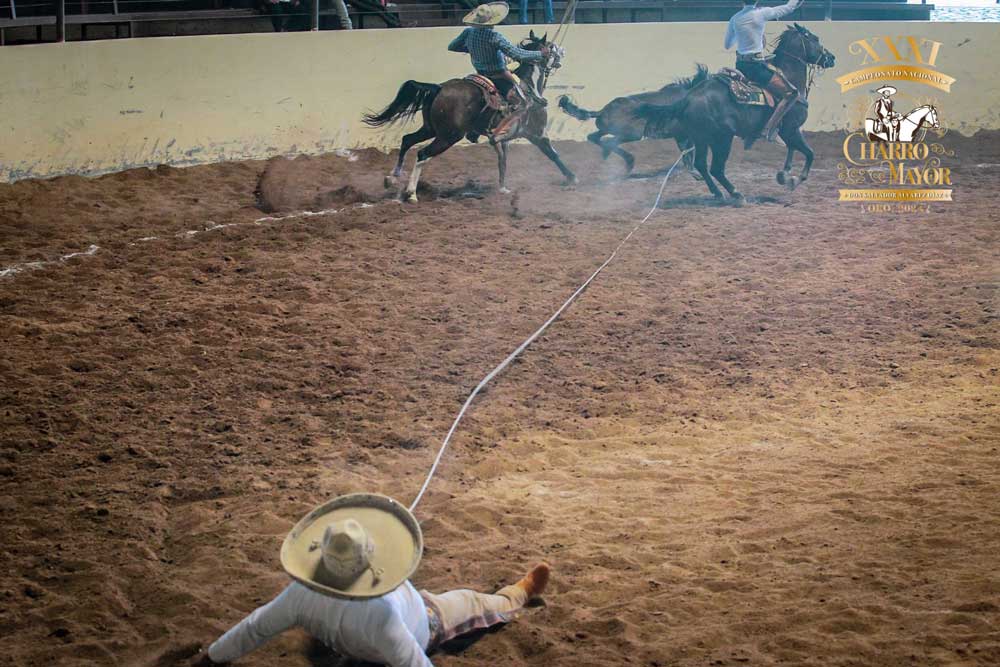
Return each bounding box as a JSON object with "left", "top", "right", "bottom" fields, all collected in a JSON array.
[
  {"left": 207, "top": 581, "right": 434, "bottom": 667},
  {"left": 724, "top": 0, "right": 802, "bottom": 55}
]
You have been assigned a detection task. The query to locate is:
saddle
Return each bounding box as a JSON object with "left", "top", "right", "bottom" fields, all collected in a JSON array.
[
  {"left": 465, "top": 74, "right": 506, "bottom": 112},
  {"left": 715, "top": 68, "right": 775, "bottom": 108}
]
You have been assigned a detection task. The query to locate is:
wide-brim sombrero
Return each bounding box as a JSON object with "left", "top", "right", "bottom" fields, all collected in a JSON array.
[
  {"left": 463, "top": 2, "right": 509, "bottom": 26},
  {"left": 875, "top": 85, "right": 897, "bottom": 95},
  {"left": 281, "top": 493, "right": 423, "bottom": 600}
]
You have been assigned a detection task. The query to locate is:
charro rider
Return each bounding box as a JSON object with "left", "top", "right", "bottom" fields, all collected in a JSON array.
[
  {"left": 189, "top": 493, "right": 551, "bottom": 667},
  {"left": 872, "top": 84, "right": 901, "bottom": 142},
  {"left": 448, "top": 1, "right": 551, "bottom": 141},
  {"left": 725, "top": 0, "right": 804, "bottom": 146}
]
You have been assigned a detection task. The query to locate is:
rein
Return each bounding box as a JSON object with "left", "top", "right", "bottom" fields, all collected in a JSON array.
[
  {"left": 537, "top": 0, "right": 577, "bottom": 93},
  {"left": 772, "top": 32, "right": 822, "bottom": 101}
]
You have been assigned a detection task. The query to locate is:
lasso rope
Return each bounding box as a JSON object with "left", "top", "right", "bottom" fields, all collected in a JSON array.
[
  {"left": 552, "top": 0, "right": 578, "bottom": 47},
  {"left": 409, "top": 146, "right": 695, "bottom": 512}
]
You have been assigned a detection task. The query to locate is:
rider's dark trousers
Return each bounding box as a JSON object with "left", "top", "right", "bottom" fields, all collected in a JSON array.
[
  {"left": 735, "top": 60, "right": 776, "bottom": 87},
  {"left": 477, "top": 70, "right": 518, "bottom": 99}
]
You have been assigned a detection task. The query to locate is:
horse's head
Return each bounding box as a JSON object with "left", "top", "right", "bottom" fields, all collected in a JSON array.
[
  {"left": 519, "top": 29, "right": 547, "bottom": 52},
  {"left": 925, "top": 105, "right": 940, "bottom": 129},
  {"left": 520, "top": 30, "right": 564, "bottom": 70},
  {"left": 780, "top": 24, "right": 836, "bottom": 69}
]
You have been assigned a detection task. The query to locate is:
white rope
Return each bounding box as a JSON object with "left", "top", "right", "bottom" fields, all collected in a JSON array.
[
  {"left": 552, "top": 0, "right": 578, "bottom": 47},
  {"left": 409, "top": 146, "right": 694, "bottom": 512}
]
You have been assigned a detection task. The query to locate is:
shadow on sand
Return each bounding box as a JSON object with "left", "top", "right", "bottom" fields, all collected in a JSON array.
[{"left": 658, "top": 194, "right": 785, "bottom": 209}]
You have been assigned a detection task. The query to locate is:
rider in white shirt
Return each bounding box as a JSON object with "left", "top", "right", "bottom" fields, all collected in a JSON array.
[{"left": 725, "top": 0, "right": 804, "bottom": 144}]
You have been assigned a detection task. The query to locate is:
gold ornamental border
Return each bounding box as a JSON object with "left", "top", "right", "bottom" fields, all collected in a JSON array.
[
  {"left": 839, "top": 189, "right": 953, "bottom": 202},
  {"left": 836, "top": 65, "right": 956, "bottom": 93}
]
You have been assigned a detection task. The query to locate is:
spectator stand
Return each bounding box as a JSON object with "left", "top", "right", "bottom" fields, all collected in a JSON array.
[
  {"left": 1, "top": 0, "right": 934, "bottom": 46},
  {"left": 0, "top": 0, "right": 398, "bottom": 44}
]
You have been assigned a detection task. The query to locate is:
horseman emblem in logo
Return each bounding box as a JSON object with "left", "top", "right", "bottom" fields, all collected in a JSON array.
[
  {"left": 835, "top": 35, "right": 957, "bottom": 207},
  {"left": 863, "top": 85, "right": 940, "bottom": 144}
]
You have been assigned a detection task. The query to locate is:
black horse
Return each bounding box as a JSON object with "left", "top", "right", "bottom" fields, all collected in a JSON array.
[
  {"left": 637, "top": 24, "right": 835, "bottom": 200},
  {"left": 362, "top": 31, "right": 574, "bottom": 203},
  {"left": 557, "top": 66, "right": 708, "bottom": 178}
]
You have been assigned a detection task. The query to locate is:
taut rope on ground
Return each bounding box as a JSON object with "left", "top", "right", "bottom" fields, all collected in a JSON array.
[{"left": 409, "top": 146, "right": 695, "bottom": 512}]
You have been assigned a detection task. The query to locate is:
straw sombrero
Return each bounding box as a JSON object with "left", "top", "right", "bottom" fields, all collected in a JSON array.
[
  {"left": 281, "top": 493, "right": 423, "bottom": 600},
  {"left": 875, "top": 85, "right": 897, "bottom": 95},
  {"left": 463, "top": 2, "right": 509, "bottom": 26}
]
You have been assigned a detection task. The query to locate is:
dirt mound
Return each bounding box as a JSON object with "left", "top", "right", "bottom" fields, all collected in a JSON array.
[{"left": 255, "top": 152, "right": 389, "bottom": 213}]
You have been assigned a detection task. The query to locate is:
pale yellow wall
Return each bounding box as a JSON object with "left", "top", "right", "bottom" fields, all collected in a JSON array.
[{"left": 1, "top": 22, "right": 996, "bottom": 182}]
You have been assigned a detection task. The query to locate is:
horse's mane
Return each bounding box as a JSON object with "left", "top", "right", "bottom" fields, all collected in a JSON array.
[
  {"left": 664, "top": 64, "right": 709, "bottom": 92},
  {"left": 770, "top": 25, "right": 802, "bottom": 54}
]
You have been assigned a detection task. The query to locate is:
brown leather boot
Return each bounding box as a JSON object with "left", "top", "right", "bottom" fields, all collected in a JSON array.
[
  {"left": 763, "top": 93, "right": 796, "bottom": 142},
  {"left": 514, "top": 562, "right": 551, "bottom": 599}
]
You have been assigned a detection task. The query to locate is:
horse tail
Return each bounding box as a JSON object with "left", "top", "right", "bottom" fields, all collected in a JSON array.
[
  {"left": 634, "top": 98, "right": 690, "bottom": 125},
  {"left": 558, "top": 96, "right": 600, "bottom": 121},
  {"left": 362, "top": 80, "right": 441, "bottom": 128}
]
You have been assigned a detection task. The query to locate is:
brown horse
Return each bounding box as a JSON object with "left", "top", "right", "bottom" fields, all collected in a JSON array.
[
  {"left": 362, "top": 31, "right": 575, "bottom": 203},
  {"left": 557, "top": 65, "right": 708, "bottom": 178},
  {"left": 636, "top": 24, "right": 835, "bottom": 201}
]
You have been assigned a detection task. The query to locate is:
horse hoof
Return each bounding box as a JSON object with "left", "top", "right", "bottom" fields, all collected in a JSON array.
[
  {"left": 564, "top": 176, "right": 578, "bottom": 187},
  {"left": 731, "top": 193, "right": 746, "bottom": 207},
  {"left": 385, "top": 175, "right": 399, "bottom": 188},
  {"left": 499, "top": 187, "right": 512, "bottom": 195},
  {"left": 786, "top": 176, "right": 799, "bottom": 191},
  {"left": 405, "top": 193, "right": 418, "bottom": 203},
  {"left": 776, "top": 171, "right": 787, "bottom": 185}
]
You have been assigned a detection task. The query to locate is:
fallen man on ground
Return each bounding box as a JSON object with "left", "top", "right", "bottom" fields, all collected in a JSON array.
[{"left": 190, "top": 493, "right": 550, "bottom": 667}]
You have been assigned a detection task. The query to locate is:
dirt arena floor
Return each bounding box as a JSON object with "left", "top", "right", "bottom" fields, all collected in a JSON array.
[{"left": 1, "top": 132, "right": 998, "bottom": 667}]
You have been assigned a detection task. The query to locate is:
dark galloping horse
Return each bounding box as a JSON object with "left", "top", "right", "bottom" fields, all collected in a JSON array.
[
  {"left": 557, "top": 65, "right": 708, "bottom": 178},
  {"left": 637, "top": 25, "right": 835, "bottom": 200},
  {"left": 362, "top": 32, "right": 575, "bottom": 203}
]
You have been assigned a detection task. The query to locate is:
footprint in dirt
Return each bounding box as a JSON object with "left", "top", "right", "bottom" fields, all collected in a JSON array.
[{"left": 149, "top": 643, "right": 202, "bottom": 667}]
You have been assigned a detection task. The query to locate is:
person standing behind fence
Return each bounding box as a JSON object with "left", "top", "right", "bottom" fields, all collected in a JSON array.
[
  {"left": 264, "top": 0, "right": 352, "bottom": 31},
  {"left": 519, "top": 0, "right": 554, "bottom": 24},
  {"left": 330, "top": 0, "right": 353, "bottom": 30}
]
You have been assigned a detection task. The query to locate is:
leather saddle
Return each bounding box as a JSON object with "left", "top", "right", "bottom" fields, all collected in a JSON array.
[
  {"left": 715, "top": 68, "right": 775, "bottom": 107},
  {"left": 465, "top": 74, "right": 506, "bottom": 112}
]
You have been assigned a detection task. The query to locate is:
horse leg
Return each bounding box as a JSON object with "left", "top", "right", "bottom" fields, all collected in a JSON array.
[
  {"left": 791, "top": 128, "right": 814, "bottom": 184},
  {"left": 599, "top": 136, "right": 636, "bottom": 176},
  {"left": 775, "top": 141, "right": 795, "bottom": 186},
  {"left": 709, "top": 136, "right": 741, "bottom": 201},
  {"left": 388, "top": 124, "right": 435, "bottom": 187},
  {"left": 588, "top": 130, "right": 611, "bottom": 159},
  {"left": 694, "top": 141, "right": 723, "bottom": 199},
  {"left": 529, "top": 136, "right": 577, "bottom": 185},
  {"left": 676, "top": 138, "right": 702, "bottom": 181},
  {"left": 494, "top": 140, "right": 510, "bottom": 194},
  {"left": 404, "top": 135, "right": 460, "bottom": 203},
  {"left": 777, "top": 127, "right": 812, "bottom": 190}
]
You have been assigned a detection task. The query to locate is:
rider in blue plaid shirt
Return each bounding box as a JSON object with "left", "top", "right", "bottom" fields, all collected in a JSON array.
[{"left": 448, "top": 2, "right": 550, "bottom": 140}]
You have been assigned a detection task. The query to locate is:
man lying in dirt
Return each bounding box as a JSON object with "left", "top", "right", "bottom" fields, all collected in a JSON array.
[{"left": 190, "top": 493, "right": 550, "bottom": 667}]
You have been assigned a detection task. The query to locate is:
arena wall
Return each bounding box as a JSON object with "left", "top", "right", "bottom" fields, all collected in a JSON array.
[{"left": 1, "top": 21, "right": 997, "bottom": 182}]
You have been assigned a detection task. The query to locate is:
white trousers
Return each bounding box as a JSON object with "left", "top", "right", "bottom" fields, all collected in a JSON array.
[{"left": 420, "top": 584, "right": 527, "bottom": 646}]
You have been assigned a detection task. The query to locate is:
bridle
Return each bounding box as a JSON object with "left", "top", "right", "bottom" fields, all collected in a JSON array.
[
  {"left": 518, "top": 39, "right": 563, "bottom": 95},
  {"left": 772, "top": 31, "right": 828, "bottom": 100}
]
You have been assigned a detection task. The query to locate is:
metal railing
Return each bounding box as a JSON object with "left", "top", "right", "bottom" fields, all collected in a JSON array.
[{"left": 1, "top": 0, "right": 936, "bottom": 46}]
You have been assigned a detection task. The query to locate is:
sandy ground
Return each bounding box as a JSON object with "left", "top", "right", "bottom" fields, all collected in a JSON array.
[{"left": 1, "top": 132, "right": 998, "bottom": 667}]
